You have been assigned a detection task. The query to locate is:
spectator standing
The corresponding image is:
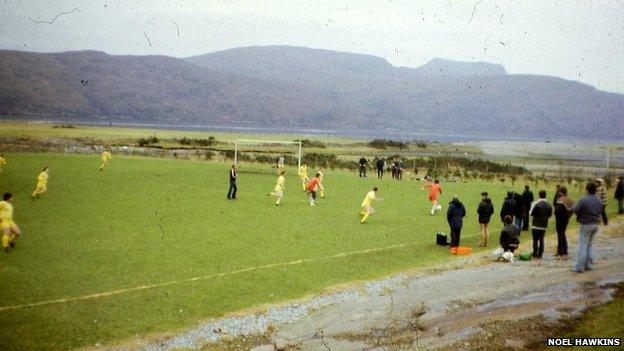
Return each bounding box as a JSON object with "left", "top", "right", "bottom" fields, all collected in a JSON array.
[
  {"left": 513, "top": 191, "right": 524, "bottom": 229},
  {"left": 477, "top": 191, "right": 494, "bottom": 247},
  {"left": 571, "top": 182, "right": 603, "bottom": 273},
  {"left": 615, "top": 175, "right": 624, "bottom": 214},
  {"left": 554, "top": 187, "right": 574, "bottom": 258},
  {"left": 500, "top": 192, "right": 517, "bottom": 223},
  {"left": 529, "top": 190, "right": 553, "bottom": 259},
  {"left": 596, "top": 178, "right": 609, "bottom": 225},
  {"left": 521, "top": 185, "right": 534, "bottom": 231},
  {"left": 358, "top": 156, "right": 368, "bottom": 178},
  {"left": 376, "top": 157, "right": 385, "bottom": 179},
  {"left": 447, "top": 196, "right": 466, "bottom": 248},
  {"left": 553, "top": 184, "right": 561, "bottom": 204},
  {"left": 391, "top": 158, "right": 398, "bottom": 180}
]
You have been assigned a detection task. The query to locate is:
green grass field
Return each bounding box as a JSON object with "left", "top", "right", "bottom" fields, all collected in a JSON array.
[
  {"left": 0, "top": 120, "right": 357, "bottom": 143},
  {"left": 0, "top": 120, "right": 483, "bottom": 157},
  {"left": 0, "top": 152, "right": 592, "bottom": 350}
]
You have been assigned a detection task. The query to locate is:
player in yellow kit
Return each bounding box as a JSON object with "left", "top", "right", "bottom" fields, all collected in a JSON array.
[
  {"left": 269, "top": 170, "right": 286, "bottom": 205},
  {"left": 99, "top": 150, "right": 112, "bottom": 171},
  {"left": 0, "top": 154, "right": 6, "bottom": 173},
  {"left": 1, "top": 193, "right": 21, "bottom": 252},
  {"left": 360, "top": 187, "right": 380, "bottom": 223},
  {"left": 298, "top": 164, "right": 309, "bottom": 191},
  {"left": 317, "top": 168, "right": 325, "bottom": 198},
  {"left": 31, "top": 166, "right": 49, "bottom": 198}
]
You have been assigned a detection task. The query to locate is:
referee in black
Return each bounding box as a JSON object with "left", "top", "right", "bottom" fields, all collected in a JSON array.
[{"left": 227, "top": 164, "right": 237, "bottom": 199}]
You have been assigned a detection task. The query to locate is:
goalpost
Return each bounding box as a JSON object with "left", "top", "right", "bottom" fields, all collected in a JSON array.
[{"left": 234, "top": 139, "right": 302, "bottom": 168}]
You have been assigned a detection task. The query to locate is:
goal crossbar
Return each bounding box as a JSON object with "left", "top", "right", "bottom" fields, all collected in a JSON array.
[{"left": 234, "top": 139, "right": 302, "bottom": 167}]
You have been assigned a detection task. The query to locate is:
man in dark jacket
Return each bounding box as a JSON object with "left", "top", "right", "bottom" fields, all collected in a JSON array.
[
  {"left": 477, "top": 191, "right": 494, "bottom": 247},
  {"left": 554, "top": 187, "right": 574, "bottom": 257},
  {"left": 358, "top": 157, "right": 368, "bottom": 178},
  {"left": 227, "top": 164, "right": 237, "bottom": 200},
  {"left": 553, "top": 184, "right": 561, "bottom": 204},
  {"left": 376, "top": 157, "right": 385, "bottom": 179},
  {"left": 391, "top": 158, "right": 398, "bottom": 180},
  {"left": 615, "top": 175, "right": 624, "bottom": 214},
  {"left": 521, "top": 185, "right": 534, "bottom": 231},
  {"left": 529, "top": 190, "right": 553, "bottom": 259},
  {"left": 500, "top": 215, "right": 520, "bottom": 253},
  {"left": 500, "top": 191, "right": 517, "bottom": 223},
  {"left": 513, "top": 192, "right": 524, "bottom": 229},
  {"left": 572, "top": 182, "right": 603, "bottom": 273},
  {"left": 447, "top": 196, "right": 466, "bottom": 248}
]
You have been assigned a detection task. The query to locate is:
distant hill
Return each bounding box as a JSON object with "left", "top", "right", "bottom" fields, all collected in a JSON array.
[
  {"left": 0, "top": 50, "right": 335, "bottom": 126},
  {"left": 186, "top": 46, "right": 624, "bottom": 140},
  {"left": 185, "top": 46, "right": 396, "bottom": 93},
  {"left": 411, "top": 58, "right": 507, "bottom": 76},
  {"left": 1, "top": 47, "right": 623, "bottom": 140}
]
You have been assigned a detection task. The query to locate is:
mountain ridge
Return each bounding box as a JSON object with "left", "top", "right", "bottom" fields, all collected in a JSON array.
[{"left": 1, "top": 47, "right": 622, "bottom": 140}]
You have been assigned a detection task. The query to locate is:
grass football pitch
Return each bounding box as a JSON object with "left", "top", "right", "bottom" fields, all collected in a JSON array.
[{"left": 0, "top": 152, "right": 588, "bottom": 350}]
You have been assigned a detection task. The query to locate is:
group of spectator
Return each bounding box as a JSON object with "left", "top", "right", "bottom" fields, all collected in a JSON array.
[
  {"left": 446, "top": 176, "right": 621, "bottom": 273},
  {"left": 358, "top": 157, "right": 406, "bottom": 180}
]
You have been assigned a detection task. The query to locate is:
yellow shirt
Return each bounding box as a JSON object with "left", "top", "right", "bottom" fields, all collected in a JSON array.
[
  {"left": 361, "top": 191, "right": 377, "bottom": 207},
  {"left": 0, "top": 201, "right": 13, "bottom": 221},
  {"left": 37, "top": 171, "right": 49, "bottom": 184},
  {"left": 0, "top": 157, "right": 6, "bottom": 166},
  {"left": 102, "top": 151, "right": 111, "bottom": 161},
  {"left": 298, "top": 165, "right": 308, "bottom": 179},
  {"left": 275, "top": 175, "right": 285, "bottom": 192}
]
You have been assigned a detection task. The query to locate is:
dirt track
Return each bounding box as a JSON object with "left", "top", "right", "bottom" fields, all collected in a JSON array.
[{"left": 267, "top": 223, "right": 624, "bottom": 350}]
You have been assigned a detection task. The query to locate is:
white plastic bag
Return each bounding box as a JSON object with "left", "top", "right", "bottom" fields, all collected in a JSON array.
[
  {"left": 490, "top": 247, "right": 504, "bottom": 260},
  {"left": 501, "top": 251, "right": 515, "bottom": 262}
]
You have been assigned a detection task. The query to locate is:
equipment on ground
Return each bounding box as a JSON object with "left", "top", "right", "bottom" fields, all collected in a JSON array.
[{"left": 436, "top": 232, "right": 449, "bottom": 246}]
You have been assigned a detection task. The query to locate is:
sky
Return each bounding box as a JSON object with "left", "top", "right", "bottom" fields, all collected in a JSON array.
[{"left": 1, "top": 0, "right": 623, "bottom": 93}]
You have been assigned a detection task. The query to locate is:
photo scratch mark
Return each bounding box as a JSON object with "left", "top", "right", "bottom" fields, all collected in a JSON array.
[
  {"left": 28, "top": 7, "right": 79, "bottom": 24},
  {"left": 483, "top": 34, "right": 492, "bottom": 46},
  {"left": 144, "top": 32, "right": 152, "bottom": 47},
  {"left": 172, "top": 21, "right": 180, "bottom": 38},
  {"left": 158, "top": 216, "right": 165, "bottom": 239},
  {"left": 468, "top": 0, "right": 484, "bottom": 24}
]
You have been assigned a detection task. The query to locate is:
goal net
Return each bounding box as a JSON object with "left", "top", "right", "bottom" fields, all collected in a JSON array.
[{"left": 234, "top": 139, "right": 302, "bottom": 170}]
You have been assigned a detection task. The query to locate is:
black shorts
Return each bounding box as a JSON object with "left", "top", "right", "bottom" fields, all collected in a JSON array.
[
  {"left": 309, "top": 191, "right": 317, "bottom": 199},
  {"left": 478, "top": 218, "right": 491, "bottom": 224}
]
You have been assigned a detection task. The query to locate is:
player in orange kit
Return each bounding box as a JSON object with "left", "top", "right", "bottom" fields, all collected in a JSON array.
[{"left": 422, "top": 179, "right": 443, "bottom": 215}]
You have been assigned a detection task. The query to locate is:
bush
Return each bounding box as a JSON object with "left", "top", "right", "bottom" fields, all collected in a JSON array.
[
  {"left": 178, "top": 137, "right": 192, "bottom": 145},
  {"left": 406, "top": 156, "right": 529, "bottom": 177},
  {"left": 222, "top": 150, "right": 252, "bottom": 162},
  {"left": 296, "top": 139, "right": 326, "bottom": 148},
  {"left": 195, "top": 137, "right": 216, "bottom": 147},
  {"left": 137, "top": 136, "right": 159, "bottom": 147},
  {"left": 414, "top": 140, "right": 428, "bottom": 149},
  {"left": 368, "top": 139, "right": 409, "bottom": 150},
  {"left": 176, "top": 136, "right": 216, "bottom": 147},
  {"left": 222, "top": 150, "right": 235, "bottom": 160}
]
